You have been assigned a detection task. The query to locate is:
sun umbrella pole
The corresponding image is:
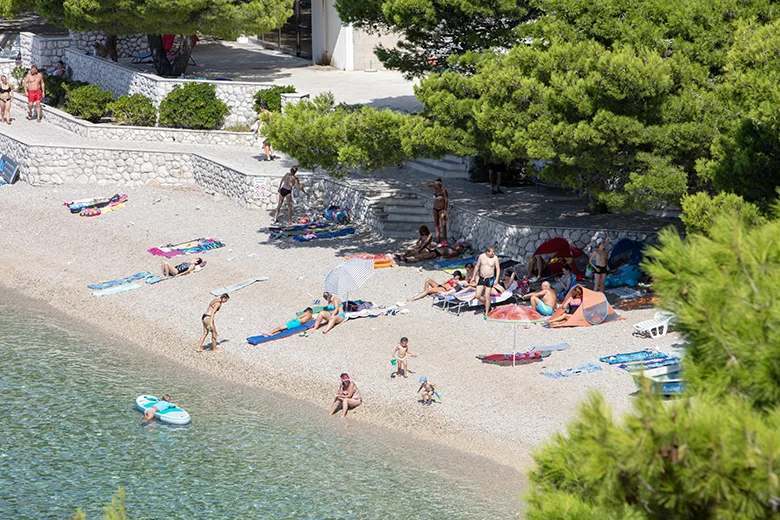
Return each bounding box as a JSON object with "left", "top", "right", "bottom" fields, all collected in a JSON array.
[{"left": 513, "top": 324, "right": 517, "bottom": 367}]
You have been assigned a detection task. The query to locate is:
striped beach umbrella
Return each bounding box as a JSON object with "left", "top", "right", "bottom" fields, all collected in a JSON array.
[{"left": 323, "top": 258, "right": 375, "bottom": 297}]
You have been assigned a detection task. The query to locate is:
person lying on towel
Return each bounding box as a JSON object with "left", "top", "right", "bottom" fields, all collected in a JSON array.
[
  {"left": 161, "top": 257, "right": 205, "bottom": 278},
  {"left": 521, "top": 281, "right": 558, "bottom": 317},
  {"left": 398, "top": 240, "right": 467, "bottom": 264},
  {"left": 262, "top": 308, "right": 314, "bottom": 336}
]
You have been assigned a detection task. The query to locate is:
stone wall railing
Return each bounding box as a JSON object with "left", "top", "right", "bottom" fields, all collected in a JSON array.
[
  {"left": 20, "top": 32, "right": 147, "bottom": 72},
  {"left": 69, "top": 31, "right": 147, "bottom": 59},
  {"left": 23, "top": 93, "right": 256, "bottom": 147},
  {"left": 306, "top": 175, "right": 661, "bottom": 260},
  {"left": 0, "top": 129, "right": 281, "bottom": 210},
  {"left": 65, "top": 49, "right": 276, "bottom": 126}
]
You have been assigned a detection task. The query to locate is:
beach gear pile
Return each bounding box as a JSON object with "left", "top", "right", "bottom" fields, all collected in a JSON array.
[
  {"left": 63, "top": 194, "right": 128, "bottom": 217},
  {"left": 600, "top": 349, "right": 685, "bottom": 395},
  {"left": 267, "top": 220, "right": 357, "bottom": 242}
]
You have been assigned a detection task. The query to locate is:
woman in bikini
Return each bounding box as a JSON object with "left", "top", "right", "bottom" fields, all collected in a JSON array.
[
  {"left": 0, "top": 75, "right": 13, "bottom": 125},
  {"left": 312, "top": 292, "right": 345, "bottom": 335},
  {"left": 161, "top": 257, "right": 204, "bottom": 278},
  {"left": 408, "top": 270, "right": 465, "bottom": 301},
  {"left": 426, "top": 178, "right": 448, "bottom": 244},
  {"left": 396, "top": 225, "right": 434, "bottom": 263},
  {"left": 197, "top": 293, "right": 229, "bottom": 352},
  {"left": 547, "top": 286, "right": 583, "bottom": 325},
  {"left": 273, "top": 167, "right": 307, "bottom": 224},
  {"left": 329, "top": 373, "right": 362, "bottom": 418}
]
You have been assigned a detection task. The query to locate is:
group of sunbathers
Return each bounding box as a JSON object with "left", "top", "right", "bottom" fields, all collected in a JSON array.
[
  {"left": 260, "top": 292, "right": 347, "bottom": 337},
  {"left": 395, "top": 225, "right": 468, "bottom": 264}
]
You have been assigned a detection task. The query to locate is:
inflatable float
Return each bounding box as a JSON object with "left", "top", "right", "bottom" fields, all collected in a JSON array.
[{"left": 135, "top": 395, "right": 191, "bottom": 425}]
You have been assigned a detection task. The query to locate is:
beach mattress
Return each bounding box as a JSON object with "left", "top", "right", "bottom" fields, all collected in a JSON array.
[
  {"left": 292, "top": 227, "right": 356, "bottom": 242},
  {"left": 210, "top": 276, "right": 269, "bottom": 296},
  {"left": 135, "top": 395, "right": 191, "bottom": 425},
  {"left": 434, "top": 256, "right": 478, "bottom": 269},
  {"left": 88, "top": 272, "right": 151, "bottom": 290},
  {"left": 92, "top": 283, "right": 141, "bottom": 296},
  {"left": 246, "top": 321, "right": 315, "bottom": 345}
]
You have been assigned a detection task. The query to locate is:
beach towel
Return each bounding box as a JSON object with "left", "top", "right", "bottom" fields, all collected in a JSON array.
[
  {"left": 92, "top": 283, "right": 141, "bottom": 296},
  {"left": 145, "top": 276, "right": 168, "bottom": 284},
  {"left": 343, "top": 306, "right": 398, "bottom": 320},
  {"left": 246, "top": 321, "right": 315, "bottom": 345},
  {"left": 619, "top": 356, "right": 680, "bottom": 372},
  {"left": 477, "top": 350, "right": 550, "bottom": 363},
  {"left": 542, "top": 362, "right": 602, "bottom": 379},
  {"left": 271, "top": 225, "right": 340, "bottom": 238},
  {"left": 604, "top": 286, "right": 645, "bottom": 300},
  {"left": 148, "top": 238, "right": 225, "bottom": 258},
  {"left": 293, "top": 227, "right": 356, "bottom": 242},
  {"left": 210, "top": 276, "right": 269, "bottom": 296},
  {"left": 434, "top": 256, "right": 479, "bottom": 269},
  {"left": 600, "top": 350, "right": 668, "bottom": 365},
  {"left": 88, "top": 272, "right": 151, "bottom": 290}
]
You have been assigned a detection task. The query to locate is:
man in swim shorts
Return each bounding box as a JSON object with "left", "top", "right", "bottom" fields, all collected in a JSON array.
[
  {"left": 589, "top": 238, "right": 609, "bottom": 292},
  {"left": 197, "top": 293, "right": 229, "bottom": 352},
  {"left": 522, "top": 281, "right": 557, "bottom": 316},
  {"left": 23, "top": 65, "right": 45, "bottom": 121},
  {"left": 471, "top": 246, "right": 501, "bottom": 314},
  {"left": 139, "top": 394, "right": 179, "bottom": 425},
  {"left": 274, "top": 167, "right": 307, "bottom": 224},
  {"left": 262, "top": 307, "right": 314, "bottom": 336}
]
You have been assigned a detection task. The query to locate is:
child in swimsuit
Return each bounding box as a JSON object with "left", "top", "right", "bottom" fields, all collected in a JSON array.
[
  {"left": 262, "top": 308, "right": 314, "bottom": 336},
  {"left": 417, "top": 376, "right": 438, "bottom": 406},
  {"left": 391, "top": 337, "right": 416, "bottom": 378}
]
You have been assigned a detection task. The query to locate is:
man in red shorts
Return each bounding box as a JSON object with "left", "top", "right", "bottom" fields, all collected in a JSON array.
[{"left": 24, "top": 65, "right": 45, "bottom": 121}]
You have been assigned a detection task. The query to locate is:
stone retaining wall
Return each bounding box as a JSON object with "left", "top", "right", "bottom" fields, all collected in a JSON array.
[
  {"left": 0, "top": 59, "right": 15, "bottom": 84},
  {"left": 69, "top": 31, "right": 147, "bottom": 59},
  {"left": 306, "top": 175, "right": 661, "bottom": 260},
  {"left": 65, "top": 49, "right": 275, "bottom": 126},
  {"left": 27, "top": 94, "right": 256, "bottom": 147},
  {"left": 20, "top": 32, "right": 147, "bottom": 72}
]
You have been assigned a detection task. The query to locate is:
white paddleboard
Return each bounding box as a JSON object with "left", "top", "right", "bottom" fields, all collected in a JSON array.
[
  {"left": 135, "top": 395, "right": 191, "bottom": 425},
  {"left": 210, "top": 276, "right": 268, "bottom": 296}
]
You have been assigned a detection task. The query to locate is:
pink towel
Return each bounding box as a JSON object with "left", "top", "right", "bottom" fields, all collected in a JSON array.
[{"left": 148, "top": 247, "right": 183, "bottom": 258}]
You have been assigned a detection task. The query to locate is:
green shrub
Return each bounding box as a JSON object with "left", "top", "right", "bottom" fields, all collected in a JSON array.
[
  {"left": 680, "top": 191, "right": 766, "bottom": 236},
  {"left": 11, "top": 65, "right": 26, "bottom": 92},
  {"left": 64, "top": 84, "right": 114, "bottom": 123},
  {"left": 253, "top": 85, "right": 296, "bottom": 113},
  {"left": 223, "top": 123, "right": 251, "bottom": 132},
  {"left": 107, "top": 94, "right": 156, "bottom": 126},
  {"left": 158, "top": 83, "right": 229, "bottom": 130},
  {"left": 44, "top": 76, "right": 70, "bottom": 107}
]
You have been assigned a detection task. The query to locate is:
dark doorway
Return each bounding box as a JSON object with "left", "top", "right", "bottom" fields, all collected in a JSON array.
[{"left": 260, "top": 0, "right": 312, "bottom": 59}]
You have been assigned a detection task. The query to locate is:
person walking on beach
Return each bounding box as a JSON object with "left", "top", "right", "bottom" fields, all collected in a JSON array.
[
  {"left": 391, "top": 337, "right": 416, "bottom": 378},
  {"left": 197, "top": 293, "right": 229, "bottom": 352},
  {"left": 471, "top": 246, "right": 500, "bottom": 314},
  {"left": 23, "top": 65, "right": 45, "bottom": 122},
  {"left": 273, "top": 167, "right": 307, "bottom": 224},
  {"left": 329, "top": 373, "right": 362, "bottom": 418},
  {"left": 590, "top": 238, "right": 609, "bottom": 292},
  {"left": 139, "top": 394, "right": 179, "bottom": 425},
  {"left": 0, "top": 75, "right": 12, "bottom": 125},
  {"left": 426, "top": 178, "right": 448, "bottom": 244}
]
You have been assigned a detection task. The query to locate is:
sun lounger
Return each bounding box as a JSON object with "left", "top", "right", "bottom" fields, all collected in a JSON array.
[
  {"left": 633, "top": 311, "right": 676, "bottom": 339},
  {"left": 447, "top": 286, "right": 518, "bottom": 316}
]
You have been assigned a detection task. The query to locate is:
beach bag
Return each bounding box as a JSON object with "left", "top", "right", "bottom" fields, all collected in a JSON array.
[{"left": 325, "top": 205, "right": 351, "bottom": 224}]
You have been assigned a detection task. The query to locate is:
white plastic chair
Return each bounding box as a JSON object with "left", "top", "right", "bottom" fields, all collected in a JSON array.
[{"left": 633, "top": 311, "right": 676, "bottom": 339}]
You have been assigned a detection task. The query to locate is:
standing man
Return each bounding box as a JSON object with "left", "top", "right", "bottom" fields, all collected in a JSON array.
[
  {"left": 489, "top": 160, "right": 504, "bottom": 195},
  {"left": 273, "top": 167, "right": 307, "bottom": 224},
  {"left": 197, "top": 293, "right": 229, "bottom": 352},
  {"left": 24, "top": 65, "right": 45, "bottom": 122},
  {"left": 471, "top": 246, "right": 501, "bottom": 314},
  {"left": 426, "top": 178, "right": 448, "bottom": 244},
  {"left": 590, "top": 238, "right": 609, "bottom": 292}
]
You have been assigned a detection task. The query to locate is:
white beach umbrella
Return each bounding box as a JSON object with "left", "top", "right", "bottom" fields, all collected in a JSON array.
[{"left": 323, "top": 258, "right": 374, "bottom": 297}]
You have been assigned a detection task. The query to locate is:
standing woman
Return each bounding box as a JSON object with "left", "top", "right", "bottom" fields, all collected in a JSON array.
[
  {"left": 426, "top": 178, "right": 448, "bottom": 244},
  {"left": 0, "top": 75, "right": 13, "bottom": 125},
  {"left": 273, "top": 167, "right": 307, "bottom": 224},
  {"left": 329, "top": 373, "right": 362, "bottom": 418}
]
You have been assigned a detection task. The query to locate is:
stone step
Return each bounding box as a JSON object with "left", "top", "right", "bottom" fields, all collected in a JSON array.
[
  {"left": 381, "top": 229, "right": 417, "bottom": 239},
  {"left": 405, "top": 160, "right": 469, "bottom": 179},
  {"left": 385, "top": 213, "right": 431, "bottom": 223},
  {"left": 379, "top": 220, "right": 429, "bottom": 233},
  {"left": 378, "top": 196, "right": 425, "bottom": 207},
  {"left": 383, "top": 204, "right": 429, "bottom": 215},
  {"left": 412, "top": 156, "right": 469, "bottom": 171}
]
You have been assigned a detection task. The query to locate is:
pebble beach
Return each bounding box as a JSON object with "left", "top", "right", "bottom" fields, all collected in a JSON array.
[{"left": 0, "top": 182, "right": 683, "bottom": 472}]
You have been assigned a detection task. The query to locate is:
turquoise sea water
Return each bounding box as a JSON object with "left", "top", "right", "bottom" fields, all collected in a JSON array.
[{"left": 0, "top": 303, "right": 522, "bottom": 519}]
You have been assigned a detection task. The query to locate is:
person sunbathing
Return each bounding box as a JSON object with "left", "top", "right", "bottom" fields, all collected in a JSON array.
[
  {"left": 313, "top": 292, "right": 345, "bottom": 335},
  {"left": 493, "top": 269, "right": 517, "bottom": 293},
  {"left": 161, "top": 257, "right": 204, "bottom": 278},
  {"left": 547, "top": 286, "right": 583, "bottom": 325},
  {"left": 398, "top": 241, "right": 466, "bottom": 264},
  {"left": 396, "top": 225, "right": 433, "bottom": 263},
  {"left": 262, "top": 308, "right": 314, "bottom": 336},
  {"left": 408, "top": 271, "right": 465, "bottom": 302}
]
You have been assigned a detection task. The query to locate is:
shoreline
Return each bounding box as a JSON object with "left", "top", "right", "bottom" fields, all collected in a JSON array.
[{"left": 0, "top": 183, "right": 681, "bottom": 477}]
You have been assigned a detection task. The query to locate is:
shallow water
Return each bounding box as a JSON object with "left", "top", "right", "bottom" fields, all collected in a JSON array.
[{"left": 0, "top": 303, "right": 522, "bottom": 519}]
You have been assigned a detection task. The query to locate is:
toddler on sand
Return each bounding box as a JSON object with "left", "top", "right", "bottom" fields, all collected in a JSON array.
[
  {"left": 417, "top": 376, "right": 438, "bottom": 406},
  {"left": 391, "top": 337, "right": 416, "bottom": 378}
]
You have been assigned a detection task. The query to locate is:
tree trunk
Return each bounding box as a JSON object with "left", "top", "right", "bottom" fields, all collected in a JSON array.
[
  {"left": 105, "top": 33, "right": 118, "bottom": 62},
  {"left": 147, "top": 34, "right": 195, "bottom": 77}
]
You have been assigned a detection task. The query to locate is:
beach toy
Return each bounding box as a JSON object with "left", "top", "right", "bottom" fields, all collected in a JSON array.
[
  {"left": 135, "top": 395, "right": 191, "bottom": 425},
  {"left": 391, "top": 357, "right": 397, "bottom": 366},
  {"left": 434, "top": 392, "right": 442, "bottom": 400}
]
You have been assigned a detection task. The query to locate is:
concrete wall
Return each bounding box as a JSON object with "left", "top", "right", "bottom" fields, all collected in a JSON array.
[
  {"left": 352, "top": 30, "right": 399, "bottom": 72},
  {"left": 312, "top": 0, "right": 349, "bottom": 68},
  {"left": 65, "top": 49, "right": 274, "bottom": 126}
]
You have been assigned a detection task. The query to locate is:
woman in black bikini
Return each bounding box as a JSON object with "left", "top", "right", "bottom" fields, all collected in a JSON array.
[
  {"left": 426, "top": 178, "right": 448, "bottom": 244},
  {"left": 273, "top": 167, "right": 307, "bottom": 224},
  {"left": 0, "top": 75, "right": 13, "bottom": 125},
  {"left": 197, "top": 293, "right": 229, "bottom": 352}
]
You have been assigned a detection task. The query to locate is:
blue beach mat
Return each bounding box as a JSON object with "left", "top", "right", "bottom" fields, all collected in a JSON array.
[
  {"left": 88, "top": 272, "right": 151, "bottom": 290},
  {"left": 292, "top": 227, "right": 356, "bottom": 242},
  {"left": 246, "top": 321, "right": 315, "bottom": 345},
  {"left": 145, "top": 275, "right": 170, "bottom": 285},
  {"left": 542, "top": 362, "right": 602, "bottom": 379},
  {"left": 434, "top": 256, "right": 479, "bottom": 269},
  {"left": 600, "top": 350, "right": 669, "bottom": 365},
  {"left": 619, "top": 356, "right": 680, "bottom": 372},
  {"left": 92, "top": 283, "right": 142, "bottom": 296}
]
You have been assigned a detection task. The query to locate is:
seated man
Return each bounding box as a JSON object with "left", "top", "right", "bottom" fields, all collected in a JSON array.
[
  {"left": 521, "top": 281, "right": 557, "bottom": 317},
  {"left": 161, "top": 257, "right": 204, "bottom": 278},
  {"left": 262, "top": 308, "right": 314, "bottom": 336},
  {"left": 50, "top": 60, "right": 66, "bottom": 78},
  {"left": 408, "top": 271, "right": 465, "bottom": 302},
  {"left": 547, "top": 286, "right": 583, "bottom": 326}
]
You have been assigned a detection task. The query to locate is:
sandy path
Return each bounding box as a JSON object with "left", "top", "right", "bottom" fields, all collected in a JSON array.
[{"left": 0, "top": 182, "right": 683, "bottom": 471}]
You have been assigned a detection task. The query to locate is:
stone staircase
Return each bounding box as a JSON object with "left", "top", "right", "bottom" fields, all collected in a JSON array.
[
  {"left": 405, "top": 154, "right": 470, "bottom": 179},
  {"left": 369, "top": 192, "right": 431, "bottom": 239}
]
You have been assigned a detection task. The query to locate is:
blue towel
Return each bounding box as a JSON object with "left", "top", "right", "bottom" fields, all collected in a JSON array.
[
  {"left": 292, "top": 227, "right": 356, "bottom": 242},
  {"left": 619, "top": 357, "right": 679, "bottom": 372},
  {"left": 600, "top": 350, "right": 668, "bottom": 365},
  {"left": 88, "top": 272, "right": 151, "bottom": 290},
  {"left": 541, "top": 362, "right": 602, "bottom": 379}
]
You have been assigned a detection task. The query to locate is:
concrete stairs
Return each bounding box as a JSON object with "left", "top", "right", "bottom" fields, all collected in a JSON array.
[
  {"left": 405, "top": 154, "right": 470, "bottom": 179},
  {"left": 369, "top": 192, "right": 431, "bottom": 239}
]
